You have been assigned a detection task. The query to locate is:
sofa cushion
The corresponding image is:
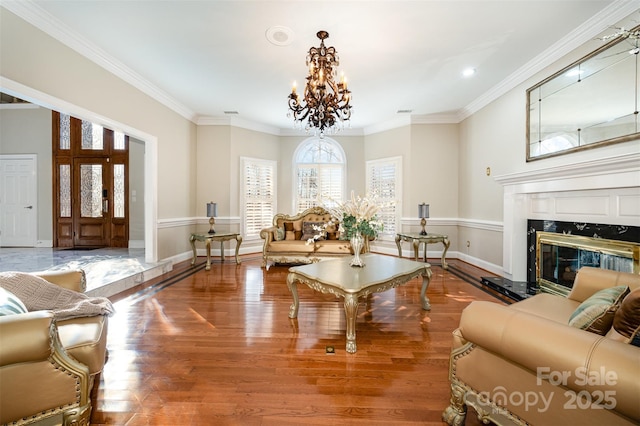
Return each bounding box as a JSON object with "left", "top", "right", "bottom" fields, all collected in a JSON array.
[
  {"left": 314, "top": 240, "right": 352, "bottom": 254},
  {"left": 568, "top": 285, "right": 629, "bottom": 335},
  {"left": 0, "top": 287, "right": 27, "bottom": 316},
  {"left": 302, "top": 221, "right": 326, "bottom": 241},
  {"left": 612, "top": 287, "right": 640, "bottom": 339},
  {"left": 268, "top": 240, "right": 315, "bottom": 253}
]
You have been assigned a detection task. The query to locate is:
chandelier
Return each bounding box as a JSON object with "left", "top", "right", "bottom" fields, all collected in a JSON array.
[{"left": 287, "top": 30, "right": 352, "bottom": 137}]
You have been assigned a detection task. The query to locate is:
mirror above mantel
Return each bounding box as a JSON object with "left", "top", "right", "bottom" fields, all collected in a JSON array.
[{"left": 526, "top": 25, "right": 640, "bottom": 161}]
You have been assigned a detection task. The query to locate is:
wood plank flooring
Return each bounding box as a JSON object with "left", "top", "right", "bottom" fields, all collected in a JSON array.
[{"left": 91, "top": 255, "right": 506, "bottom": 425}]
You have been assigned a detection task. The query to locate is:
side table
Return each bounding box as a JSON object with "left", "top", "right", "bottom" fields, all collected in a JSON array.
[
  {"left": 190, "top": 232, "right": 242, "bottom": 270},
  {"left": 395, "top": 232, "right": 450, "bottom": 270}
]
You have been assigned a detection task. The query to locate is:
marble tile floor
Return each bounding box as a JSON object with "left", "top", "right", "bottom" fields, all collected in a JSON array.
[{"left": 0, "top": 247, "right": 172, "bottom": 298}]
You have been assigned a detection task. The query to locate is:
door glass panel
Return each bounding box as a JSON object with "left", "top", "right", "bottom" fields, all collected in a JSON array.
[
  {"left": 114, "top": 131, "right": 125, "bottom": 150},
  {"left": 81, "top": 121, "right": 104, "bottom": 150},
  {"left": 59, "top": 164, "right": 71, "bottom": 217},
  {"left": 80, "top": 164, "right": 103, "bottom": 217},
  {"left": 59, "top": 114, "right": 71, "bottom": 150},
  {"left": 114, "top": 164, "right": 125, "bottom": 218}
]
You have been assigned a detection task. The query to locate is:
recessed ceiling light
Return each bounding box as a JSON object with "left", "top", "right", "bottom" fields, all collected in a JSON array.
[
  {"left": 266, "top": 26, "right": 294, "bottom": 46},
  {"left": 462, "top": 68, "right": 476, "bottom": 78}
]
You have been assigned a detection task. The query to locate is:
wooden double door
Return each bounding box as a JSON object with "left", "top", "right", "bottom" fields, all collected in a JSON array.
[{"left": 53, "top": 112, "right": 129, "bottom": 248}]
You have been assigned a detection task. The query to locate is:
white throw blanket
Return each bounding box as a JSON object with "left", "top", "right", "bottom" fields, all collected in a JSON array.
[{"left": 0, "top": 271, "right": 115, "bottom": 320}]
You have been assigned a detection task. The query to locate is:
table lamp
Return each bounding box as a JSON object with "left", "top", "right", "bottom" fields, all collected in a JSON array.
[
  {"left": 207, "top": 202, "right": 217, "bottom": 234},
  {"left": 418, "top": 203, "right": 429, "bottom": 235}
]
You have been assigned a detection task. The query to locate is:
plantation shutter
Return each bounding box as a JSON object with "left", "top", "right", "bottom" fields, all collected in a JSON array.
[
  {"left": 242, "top": 157, "right": 276, "bottom": 239},
  {"left": 366, "top": 157, "right": 402, "bottom": 238}
]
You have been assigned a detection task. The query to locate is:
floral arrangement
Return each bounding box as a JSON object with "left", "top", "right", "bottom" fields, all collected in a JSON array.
[{"left": 324, "top": 191, "right": 390, "bottom": 240}]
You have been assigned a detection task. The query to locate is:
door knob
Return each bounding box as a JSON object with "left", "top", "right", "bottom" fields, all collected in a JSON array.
[{"left": 25, "top": 205, "right": 33, "bottom": 209}]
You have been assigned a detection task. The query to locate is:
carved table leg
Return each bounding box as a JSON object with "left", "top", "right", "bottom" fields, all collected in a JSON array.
[
  {"left": 442, "top": 237, "right": 451, "bottom": 270},
  {"left": 395, "top": 234, "right": 403, "bottom": 258},
  {"left": 220, "top": 240, "right": 225, "bottom": 262},
  {"left": 190, "top": 235, "right": 197, "bottom": 267},
  {"left": 287, "top": 274, "right": 300, "bottom": 319},
  {"left": 204, "top": 240, "right": 212, "bottom": 270},
  {"left": 344, "top": 294, "right": 359, "bottom": 353},
  {"left": 234, "top": 235, "right": 242, "bottom": 264},
  {"left": 412, "top": 240, "right": 420, "bottom": 261},
  {"left": 420, "top": 267, "right": 432, "bottom": 310}
]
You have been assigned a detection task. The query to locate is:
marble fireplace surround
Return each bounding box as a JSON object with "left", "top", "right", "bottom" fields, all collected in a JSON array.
[{"left": 495, "top": 152, "right": 640, "bottom": 283}]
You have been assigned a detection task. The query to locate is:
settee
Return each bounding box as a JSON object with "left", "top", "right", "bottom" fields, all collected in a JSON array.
[
  {"left": 0, "top": 269, "right": 111, "bottom": 426},
  {"left": 259, "top": 206, "right": 366, "bottom": 269},
  {"left": 442, "top": 266, "right": 640, "bottom": 426}
]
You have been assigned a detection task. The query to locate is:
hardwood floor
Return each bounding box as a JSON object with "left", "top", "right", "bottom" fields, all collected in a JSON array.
[{"left": 92, "top": 255, "right": 505, "bottom": 425}]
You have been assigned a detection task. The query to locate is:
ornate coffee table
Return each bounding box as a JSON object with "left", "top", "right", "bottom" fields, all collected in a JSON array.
[
  {"left": 190, "top": 232, "right": 242, "bottom": 270},
  {"left": 287, "top": 253, "right": 432, "bottom": 353}
]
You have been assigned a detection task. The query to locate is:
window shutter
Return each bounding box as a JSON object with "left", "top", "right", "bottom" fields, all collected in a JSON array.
[
  {"left": 241, "top": 158, "right": 277, "bottom": 239},
  {"left": 366, "top": 157, "right": 402, "bottom": 237}
]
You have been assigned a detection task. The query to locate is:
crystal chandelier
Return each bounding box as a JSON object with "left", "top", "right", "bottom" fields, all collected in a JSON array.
[{"left": 287, "top": 30, "right": 352, "bottom": 137}]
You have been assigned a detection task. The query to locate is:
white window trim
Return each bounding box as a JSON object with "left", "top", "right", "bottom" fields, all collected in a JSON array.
[{"left": 240, "top": 157, "right": 277, "bottom": 241}]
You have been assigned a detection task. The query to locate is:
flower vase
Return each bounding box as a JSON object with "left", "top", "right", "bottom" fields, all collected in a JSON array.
[{"left": 350, "top": 233, "right": 365, "bottom": 267}]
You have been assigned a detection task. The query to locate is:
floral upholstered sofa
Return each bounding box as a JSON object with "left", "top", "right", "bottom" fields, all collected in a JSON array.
[{"left": 259, "top": 206, "right": 366, "bottom": 269}]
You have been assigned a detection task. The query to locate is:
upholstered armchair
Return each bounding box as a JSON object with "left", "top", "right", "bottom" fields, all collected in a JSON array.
[
  {"left": 0, "top": 310, "right": 93, "bottom": 425},
  {"left": 0, "top": 269, "right": 110, "bottom": 426}
]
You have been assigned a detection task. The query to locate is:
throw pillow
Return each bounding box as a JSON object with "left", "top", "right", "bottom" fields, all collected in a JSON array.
[
  {"left": 629, "top": 325, "right": 640, "bottom": 348},
  {"left": 612, "top": 287, "right": 640, "bottom": 339},
  {"left": 302, "top": 221, "right": 326, "bottom": 241},
  {"left": 293, "top": 220, "right": 303, "bottom": 240},
  {"left": 0, "top": 287, "right": 28, "bottom": 316},
  {"left": 274, "top": 227, "right": 285, "bottom": 241},
  {"left": 285, "top": 231, "right": 295, "bottom": 240},
  {"left": 284, "top": 222, "right": 294, "bottom": 232},
  {"left": 568, "top": 286, "right": 629, "bottom": 335}
]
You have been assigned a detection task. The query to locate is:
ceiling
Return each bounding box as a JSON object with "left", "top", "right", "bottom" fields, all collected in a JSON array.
[{"left": 4, "top": 1, "right": 639, "bottom": 134}]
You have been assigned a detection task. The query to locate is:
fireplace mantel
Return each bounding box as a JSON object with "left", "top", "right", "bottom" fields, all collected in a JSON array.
[{"left": 495, "top": 152, "right": 640, "bottom": 281}]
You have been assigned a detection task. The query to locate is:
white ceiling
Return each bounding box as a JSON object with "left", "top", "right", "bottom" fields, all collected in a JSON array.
[{"left": 4, "top": 0, "right": 639, "bottom": 134}]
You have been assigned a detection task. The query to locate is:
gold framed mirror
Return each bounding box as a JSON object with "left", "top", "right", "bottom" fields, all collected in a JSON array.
[{"left": 526, "top": 25, "right": 640, "bottom": 161}]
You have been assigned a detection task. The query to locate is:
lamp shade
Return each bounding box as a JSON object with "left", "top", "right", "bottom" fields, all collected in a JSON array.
[
  {"left": 206, "top": 202, "right": 217, "bottom": 217},
  {"left": 418, "top": 203, "right": 429, "bottom": 219}
]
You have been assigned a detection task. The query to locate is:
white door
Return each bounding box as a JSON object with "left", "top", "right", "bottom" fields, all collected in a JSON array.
[{"left": 0, "top": 155, "right": 37, "bottom": 247}]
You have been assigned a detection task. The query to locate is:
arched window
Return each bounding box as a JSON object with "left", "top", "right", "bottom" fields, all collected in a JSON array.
[{"left": 293, "top": 137, "right": 346, "bottom": 212}]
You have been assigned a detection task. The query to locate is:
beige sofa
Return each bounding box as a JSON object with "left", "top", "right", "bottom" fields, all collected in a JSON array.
[
  {"left": 443, "top": 266, "right": 640, "bottom": 426},
  {"left": 260, "top": 206, "right": 366, "bottom": 269},
  {"left": 0, "top": 270, "right": 109, "bottom": 426}
]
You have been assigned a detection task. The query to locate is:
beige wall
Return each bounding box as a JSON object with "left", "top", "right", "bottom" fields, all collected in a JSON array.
[
  {"left": 1, "top": 8, "right": 197, "bottom": 260},
  {"left": 3, "top": 7, "right": 638, "bottom": 270},
  {"left": 0, "top": 106, "right": 52, "bottom": 242}
]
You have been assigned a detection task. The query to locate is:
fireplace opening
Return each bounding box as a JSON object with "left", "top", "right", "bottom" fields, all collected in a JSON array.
[
  {"left": 528, "top": 220, "right": 640, "bottom": 297},
  {"left": 537, "top": 231, "right": 639, "bottom": 296}
]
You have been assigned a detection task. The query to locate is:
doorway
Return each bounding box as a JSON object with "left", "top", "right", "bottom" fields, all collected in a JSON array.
[
  {"left": 53, "top": 112, "right": 129, "bottom": 248},
  {"left": 0, "top": 154, "right": 37, "bottom": 247}
]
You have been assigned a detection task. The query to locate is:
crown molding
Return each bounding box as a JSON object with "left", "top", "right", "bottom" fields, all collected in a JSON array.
[
  {"left": 458, "top": 0, "right": 640, "bottom": 121},
  {"left": 2, "top": 0, "right": 198, "bottom": 123},
  {"left": 4, "top": 0, "right": 637, "bottom": 134},
  {"left": 494, "top": 152, "right": 640, "bottom": 186}
]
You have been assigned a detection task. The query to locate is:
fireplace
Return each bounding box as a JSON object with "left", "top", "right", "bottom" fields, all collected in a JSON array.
[{"left": 528, "top": 220, "right": 640, "bottom": 296}]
